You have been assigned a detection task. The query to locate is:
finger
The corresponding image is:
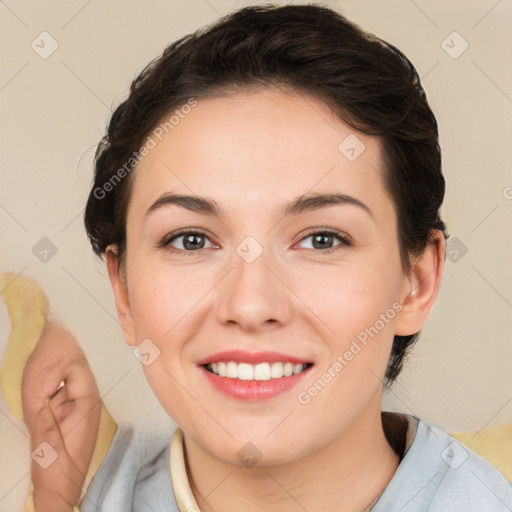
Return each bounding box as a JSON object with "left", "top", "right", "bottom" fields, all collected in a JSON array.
[
  {"left": 30, "top": 400, "right": 84, "bottom": 508},
  {"left": 46, "top": 380, "right": 76, "bottom": 426},
  {"left": 29, "top": 394, "right": 66, "bottom": 457},
  {"left": 45, "top": 377, "right": 101, "bottom": 478},
  {"left": 22, "top": 371, "right": 69, "bottom": 435}
]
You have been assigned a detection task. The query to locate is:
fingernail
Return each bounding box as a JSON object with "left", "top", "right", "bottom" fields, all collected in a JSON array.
[{"left": 48, "top": 379, "right": 66, "bottom": 401}]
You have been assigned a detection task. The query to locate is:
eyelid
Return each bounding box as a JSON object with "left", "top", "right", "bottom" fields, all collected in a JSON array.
[
  {"left": 293, "top": 228, "right": 353, "bottom": 254},
  {"left": 159, "top": 227, "right": 353, "bottom": 254},
  {"left": 159, "top": 228, "right": 217, "bottom": 252},
  {"left": 296, "top": 227, "right": 353, "bottom": 245}
]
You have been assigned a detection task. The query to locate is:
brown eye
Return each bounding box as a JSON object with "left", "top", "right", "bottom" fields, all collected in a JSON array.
[
  {"left": 297, "top": 230, "right": 351, "bottom": 253},
  {"left": 161, "top": 230, "right": 214, "bottom": 254}
]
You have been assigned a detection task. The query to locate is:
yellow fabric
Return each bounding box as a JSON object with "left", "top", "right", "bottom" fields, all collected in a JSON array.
[
  {"left": 22, "top": 418, "right": 512, "bottom": 511},
  {"left": 80, "top": 401, "right": 118, "bottom": 504},
  {"left": 5, "top": 273, "right": 510, "bottom": 507},
  {"left": 450, "top": 422, "right": 512, "bottom": 483},
  {"left": 25, "top": 485, "right": 80, "bottom": 512},
  {"left": 0, "top": 273, "right": 48, "bottom": 421},
  {"left": 0, "top": 272, "right": 118, "bottom": 511},
  {"left": 169, "top": 421, "right": 512, "bottom": 512},
  {"left": 22, "top": 418, "right": 512, "bottom": 510}
]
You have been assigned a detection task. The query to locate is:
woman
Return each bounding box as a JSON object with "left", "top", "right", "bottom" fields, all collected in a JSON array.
[{"left": 12, "top": 3, "right": 512, "bottom": 511}]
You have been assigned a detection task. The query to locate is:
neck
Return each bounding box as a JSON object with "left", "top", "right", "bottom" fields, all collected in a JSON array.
[{"left": 183, "top": 393, "right": 400, "bottom": 512}]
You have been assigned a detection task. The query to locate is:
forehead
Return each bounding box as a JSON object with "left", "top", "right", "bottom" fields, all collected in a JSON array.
[{"left": 128, "top": 88, "right": 391, "bottom": 221}]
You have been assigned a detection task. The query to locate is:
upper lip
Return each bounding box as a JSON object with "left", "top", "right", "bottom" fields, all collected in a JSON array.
[{"left": 196, "top": 350, "right": 313, "bottom": 366}]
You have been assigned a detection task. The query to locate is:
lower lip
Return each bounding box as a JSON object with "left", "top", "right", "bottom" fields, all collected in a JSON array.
[{"left": 200, "top": 365, "right": 313, "bottom": 401}]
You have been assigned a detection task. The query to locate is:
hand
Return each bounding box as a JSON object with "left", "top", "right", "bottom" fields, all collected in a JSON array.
[{"left": 21, "top": 321, "right": 101, "bottom": 512}]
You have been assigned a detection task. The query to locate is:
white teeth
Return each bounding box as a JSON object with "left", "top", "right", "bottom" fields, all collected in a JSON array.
[
  {"left": 270, "top": 362, "right": 284, "bottom": 378},
  {"left": 254, "top": 363, "right": 270, "bottom": 381},
  {"left": 238, "top": 363, "right": 253, "bottom": 381},
  {"left": 206, "top": 361, "right": 309, "bottom": 380},
  {"left": 226, "top": 361, "right": 238, "bottom": 378},
  {"left": 293, "top": 364, "right": 303, "bottom": 375}
]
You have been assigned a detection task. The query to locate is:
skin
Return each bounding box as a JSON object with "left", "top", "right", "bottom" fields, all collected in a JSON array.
[
  {"left": 105, "top": 87, "right": 445, "bottom": 511},
  {"left": 22, "top": 320, "right": 101, "bottom": 511}
]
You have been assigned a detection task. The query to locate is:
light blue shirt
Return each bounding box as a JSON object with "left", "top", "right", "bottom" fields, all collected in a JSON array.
[{"left": 81, "top": 413, "right": 512, "bottom": 511}]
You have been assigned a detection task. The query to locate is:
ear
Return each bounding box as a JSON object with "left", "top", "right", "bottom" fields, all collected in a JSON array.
[
  {"left": 105, "top": 246, "right": 137, "bottom": 346},
  {"left": 394, "top": 230, "right": 445, "bottom": 336}
]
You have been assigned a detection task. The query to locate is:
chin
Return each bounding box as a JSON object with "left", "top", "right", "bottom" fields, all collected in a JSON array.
[{"left": 200, "top": 427, "right": 311, "bottom": 468}]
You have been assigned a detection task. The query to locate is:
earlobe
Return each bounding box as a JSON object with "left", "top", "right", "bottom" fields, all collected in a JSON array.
[
  {"left": 105, "top": 246, "right": 137, "bottom": 347},
  {"left": 394, "top": 231, "right": 445, "bottom": 336}
]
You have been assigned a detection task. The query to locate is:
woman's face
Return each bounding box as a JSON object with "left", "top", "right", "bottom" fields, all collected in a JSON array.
[{"left": 118, "top": 88, "right": 414, "bottom": 465}]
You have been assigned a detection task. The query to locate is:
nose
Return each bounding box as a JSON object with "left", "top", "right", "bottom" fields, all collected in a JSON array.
[{"left": 215, "top": 240, "right": 294, "bottom": 332}]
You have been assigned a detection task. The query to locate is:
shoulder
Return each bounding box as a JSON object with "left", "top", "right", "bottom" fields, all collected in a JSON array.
[
  {"left": 374, "top": 415, "right": 512, "bottom": 512},
  {"left": 81, "top": 425, "right": 179, "bottom": 512}
]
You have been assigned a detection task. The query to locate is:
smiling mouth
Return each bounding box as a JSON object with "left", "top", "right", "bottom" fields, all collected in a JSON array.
[{"left": 203, "top": 361, "right": 314, "bottom": 381}]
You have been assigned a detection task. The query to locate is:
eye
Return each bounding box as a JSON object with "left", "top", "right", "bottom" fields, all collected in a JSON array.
[
  {"left": 158, "top": 228, "right": 352, "bottom": 256},
  {"left": 296, "top": 229, "right": 352, "bottom": 254},
  {"left": 160, "top": 230, "right": 215, "bottom": 254}
]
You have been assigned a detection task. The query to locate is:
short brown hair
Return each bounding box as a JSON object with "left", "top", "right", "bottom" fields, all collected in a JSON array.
[{"left": 84, "top": 4, "right": 448, "bottom": 386}]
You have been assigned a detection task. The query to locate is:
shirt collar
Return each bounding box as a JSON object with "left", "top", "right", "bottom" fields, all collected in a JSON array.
[{"left": 169, "top": 411, "right": 420, "bottom": 512}]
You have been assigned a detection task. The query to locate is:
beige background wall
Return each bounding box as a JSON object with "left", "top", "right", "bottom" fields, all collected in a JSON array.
[{"left": 1, "top": 0, "right": 511, "bottom": 509}]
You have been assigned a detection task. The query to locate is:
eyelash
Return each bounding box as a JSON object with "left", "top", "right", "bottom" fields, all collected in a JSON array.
[{"left": 158, "top": 228, "right": 352, "bottom": 256}]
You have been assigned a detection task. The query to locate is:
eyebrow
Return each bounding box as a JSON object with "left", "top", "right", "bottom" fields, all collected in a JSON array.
[{"left": 145, "top": 192, "right": 373, "bottom": 219}]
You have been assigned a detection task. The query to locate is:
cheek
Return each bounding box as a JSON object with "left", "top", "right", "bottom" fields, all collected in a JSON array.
[
  {"left": 294, "top": 259, "right": 400, "bottom": 336},
  {"left": 127, "top": 223, "right": 403, "bottom": 346},
  {"left": 127, "top": 260, "right": 207, "bottom": 341}
]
